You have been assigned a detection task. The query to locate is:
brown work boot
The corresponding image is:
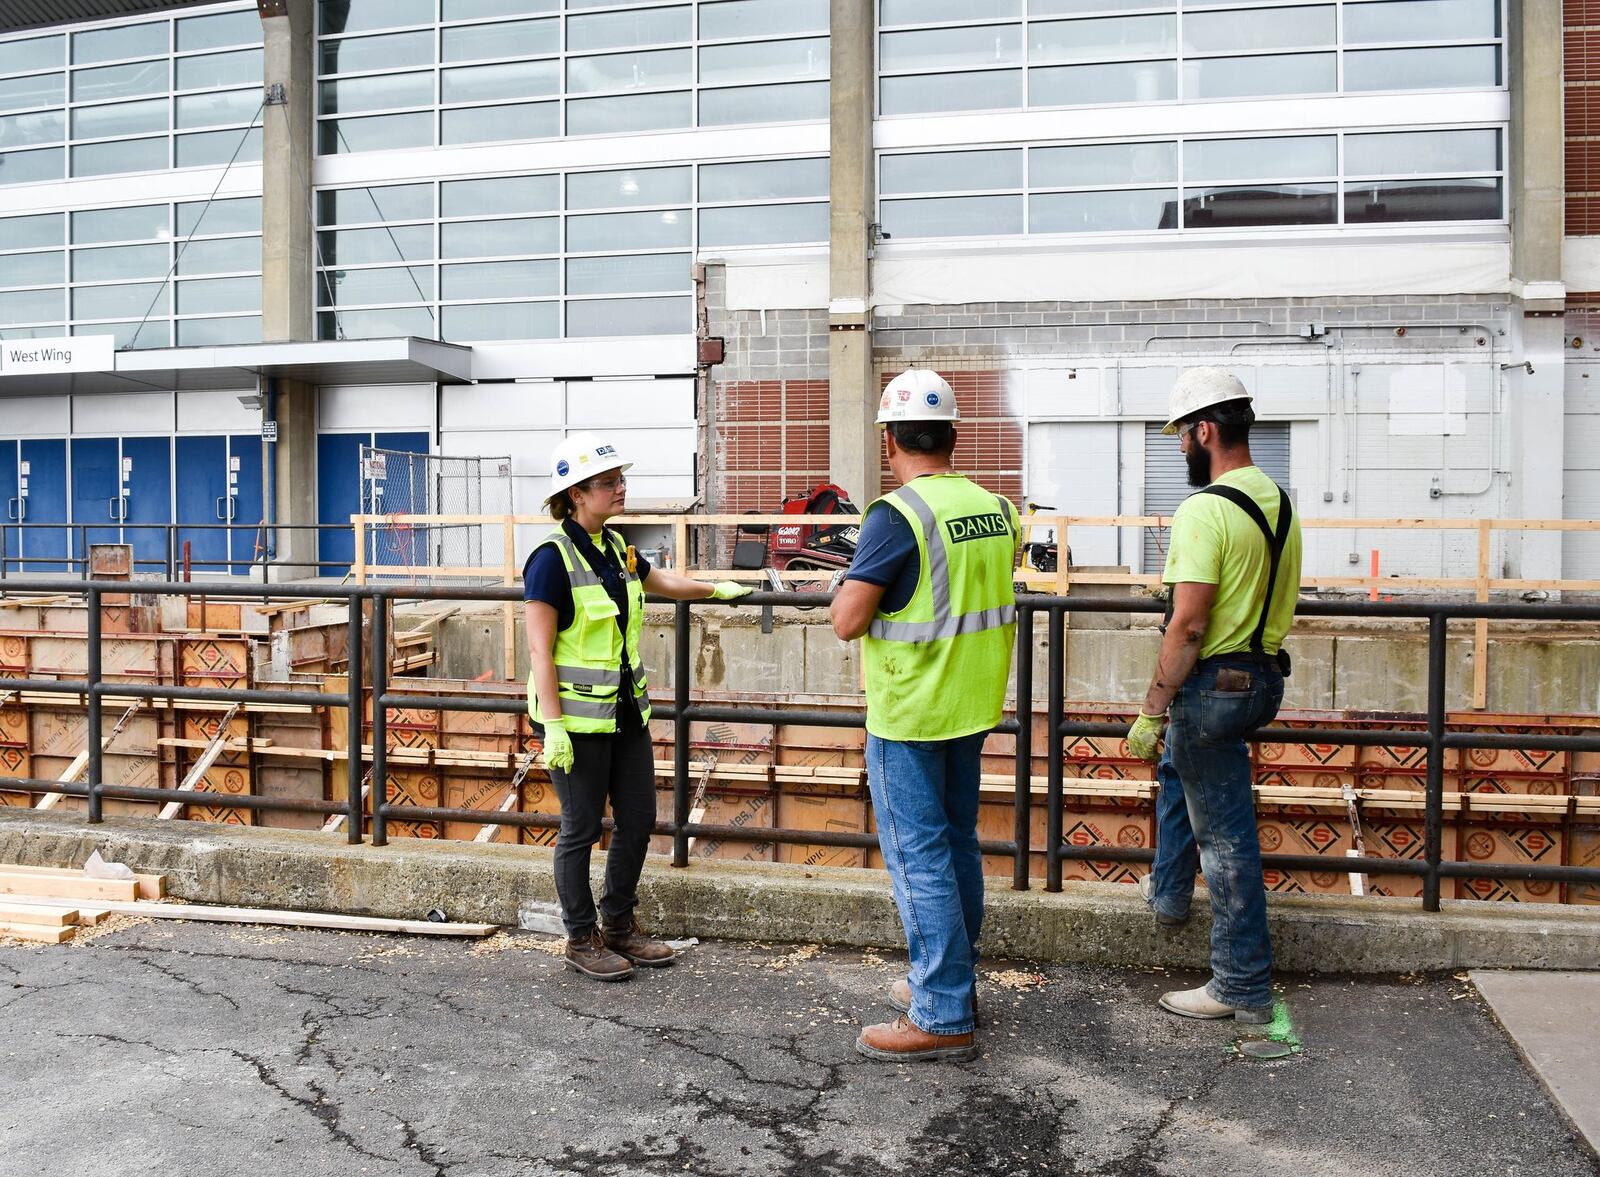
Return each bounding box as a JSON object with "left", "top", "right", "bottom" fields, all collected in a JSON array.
[
  {"left": 565, "top": 928, "right": 634, "bottom": 981},
  {"left": 856, "top": 1016, "right": 977, "bottom": 1063},
  {"left": 888, "top": 976, "right": 981, "bottom": 1027},
  {"left": 602, "top": 917, "right": 676, "bottom": 967}
]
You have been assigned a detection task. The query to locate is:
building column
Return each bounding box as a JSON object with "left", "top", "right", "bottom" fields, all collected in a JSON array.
[
  {"left": 259, "top": 0, "right": 318, "bottom": 576},
  {"left": 1507, "top": 0, "right": 1565, "bottom": 580},
  {"left": 827, "top": 0, "right": 878, "bottom": 505}
]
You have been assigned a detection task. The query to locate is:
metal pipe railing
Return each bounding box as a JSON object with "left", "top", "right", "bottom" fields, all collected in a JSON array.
[{"left": 2, "top": 579, "right": 1599, "bottom": 913}]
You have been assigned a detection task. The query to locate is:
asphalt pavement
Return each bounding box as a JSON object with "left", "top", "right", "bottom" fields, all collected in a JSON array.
[{"left": 0, "top": 918, "right": 1594, "bottom": 1177}]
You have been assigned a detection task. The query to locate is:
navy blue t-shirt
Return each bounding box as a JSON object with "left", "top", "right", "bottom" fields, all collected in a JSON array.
[
  {"left": 843, "top": 500, "right": 921, "bottom": 614},
  {"left": 523, "top": 533, "right": 651, "bottom": 630}
]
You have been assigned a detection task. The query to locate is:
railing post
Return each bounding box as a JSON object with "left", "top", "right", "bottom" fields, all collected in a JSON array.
[
  {"left": 1423, "top": 610, "right": 1448, "bottom": 911},
  {"left": 370, "top": 590, "right": 388, "bottom": 847},
  {"left": 1045, "top": 604, "right": 1065, "bottom": 892},
  {"left": 1012, "top": 602, "right": 1034, "bottom": 891},
  {"left": 672, "top": 599, "right": 691, "bottom": 868},
  {"left": 345, "top": 591, "right": 365, "bottom": 844},
  {"left": 86, "top": 586, "right": 103, "bottom": 824}
]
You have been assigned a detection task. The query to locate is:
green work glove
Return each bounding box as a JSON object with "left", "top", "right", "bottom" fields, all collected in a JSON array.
[
  {"left": 710, "top": 581, "right": 753, "bottom": 601},
  {"left": 539, "top": 718, "right": 574, "bottom": 773},
  {"left": 1126, "top": 711, "right": 1167, "bottom": 763}
]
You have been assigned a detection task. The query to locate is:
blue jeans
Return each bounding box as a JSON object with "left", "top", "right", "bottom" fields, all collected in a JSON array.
[
  {"left": 866, "top": 731, "right": 986, "bottom": 1036},
  {"left": 1147, "top": 656, "right": 1284, "bottom": 1010}
]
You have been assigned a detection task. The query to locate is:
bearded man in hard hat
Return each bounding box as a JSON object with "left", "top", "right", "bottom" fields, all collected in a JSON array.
[
  {"left": 831, "top": 369, "right": 1021, "bottom": 1062},
  {"left": 1127, "top": 367, "right": 1302, "bottom": 1024},
  {"left": 524, "top": 432, "right": 750, "bottom": 981}
]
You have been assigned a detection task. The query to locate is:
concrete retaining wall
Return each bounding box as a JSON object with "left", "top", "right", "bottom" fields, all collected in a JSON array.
[
  {"left": 5, "top": 811, "right": 1597, "bottom": 974},
  {"left": 433, "top": 604, "right": 1600, "bottom": 716}
]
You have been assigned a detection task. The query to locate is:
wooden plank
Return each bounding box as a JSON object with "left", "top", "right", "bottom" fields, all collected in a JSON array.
[
  {"left": 0, "top": 872, "right": 137, "bottom": 902},
  {"left": 0, "top": 895, "right": 496, "bottom": 937},
  {"left": 473, "top": 752, "right": 535, "bottom": 844},
  {"left": 34, "top": 700, "right": 144, "bottom": 811},
  {"left": 158, "top": 704, "right": 240, "bottom": 820},
  {"left": 0, "top": 904, "right": 75, "bottom": 927},
  {"left": 0, "top": 922, "right": 74, "bottom": 944},
  {"left": 1474, "top": 519, "right": 1492, "bottom": 711},
  {"left": 0, "top": 863, "right": 165, "bottom": 901}
]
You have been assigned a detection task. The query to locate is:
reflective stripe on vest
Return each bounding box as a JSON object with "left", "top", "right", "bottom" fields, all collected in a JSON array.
[
  {"left": 867, "top": 483, "right": 1018, "bottom": 643},
  {"left": 549, "top": 534, "right": 603, "bottom": 588},
  {"left": 554, "top": 664, "right": 622, "bottom": 687}
]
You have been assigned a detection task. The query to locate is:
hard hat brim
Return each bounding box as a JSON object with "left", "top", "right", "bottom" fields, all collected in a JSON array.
[{"left": 548, "top": 458, "right": 632, "bottom": 498}]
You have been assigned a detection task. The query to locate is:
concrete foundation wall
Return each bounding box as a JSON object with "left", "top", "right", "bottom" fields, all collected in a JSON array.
[{"left": 432, "top": 604, "right": 1600, "bottom": 718}]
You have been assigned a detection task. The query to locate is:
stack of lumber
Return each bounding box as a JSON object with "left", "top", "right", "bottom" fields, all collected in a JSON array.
[
  {"left": 0, "top": 863, "right": 158, "bottom": 943},
  {"left": 0, "top": 861, "right": 498, "bottom": 941}
]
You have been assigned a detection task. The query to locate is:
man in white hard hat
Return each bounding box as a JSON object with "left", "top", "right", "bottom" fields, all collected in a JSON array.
[
  {"left": 1126, "top": 367, "right": 1302, "bottom": 1024},
  {"left": 830, "top": 369, "right": 1021, "bottom": 1062},
  {"left": 523, "top": 432, "right": 750, "bottom": 981}
]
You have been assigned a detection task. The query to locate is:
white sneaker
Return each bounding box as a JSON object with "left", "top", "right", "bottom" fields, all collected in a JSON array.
[{"left": 1159, "top": 983, "right": 1272, "bottom": 1024}]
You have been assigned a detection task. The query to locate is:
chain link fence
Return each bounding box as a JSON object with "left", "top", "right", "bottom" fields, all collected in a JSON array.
[{"left": 361, "top": 446, "right": 513, "bottom": 582}]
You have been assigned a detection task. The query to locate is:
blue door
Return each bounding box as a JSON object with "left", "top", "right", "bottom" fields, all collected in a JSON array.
[
  {"left": 0, "top": 442, "right": 16, "bottom": 575},
  {"left": 230, "top": 433, "right": 263, "bottom": 574},
  {"left": 70, "top": 438, "right": 120, "bottom": 562},
  {"left": 316, "top": 432, "right": 365, "bottom": 574},
  {"left": 121, "top": 436, "right": 172, "bottom": 572},
  {"left": 175, "top": 435, "right": 229, "bottom": 573},
  {"left": 18, "top": 439, "right": 68, "bottom": 572}
]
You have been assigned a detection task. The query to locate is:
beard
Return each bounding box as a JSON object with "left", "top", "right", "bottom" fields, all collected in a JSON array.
[{"left": 1185, "top": 443, "right": 1212, "bottom": 488}]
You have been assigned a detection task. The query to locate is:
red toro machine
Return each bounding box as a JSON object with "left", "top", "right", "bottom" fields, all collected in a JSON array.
[{"left": 731, "top": 482, "right": 860, "bottom": 589}]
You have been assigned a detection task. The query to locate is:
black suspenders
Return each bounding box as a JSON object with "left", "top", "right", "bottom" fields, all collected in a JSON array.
[{"left": 1161, "top": 483, "right": 1294, "bottom": 673}]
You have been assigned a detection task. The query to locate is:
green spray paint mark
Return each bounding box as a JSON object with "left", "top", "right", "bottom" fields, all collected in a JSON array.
[
  {"left": 1230, "top": 993, "right": 1303, "bottom": 1059},
  {"left": 1264, "top": 997, "right": 1300, "bottom": 1048}
]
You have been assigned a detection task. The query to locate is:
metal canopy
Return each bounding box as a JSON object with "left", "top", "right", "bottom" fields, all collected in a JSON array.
[
  {"left": 0, "top": 337, "right": 475, "bottom": 397},
  {"left": 1, "top": 0, "right": 226, "bottom": 32}
]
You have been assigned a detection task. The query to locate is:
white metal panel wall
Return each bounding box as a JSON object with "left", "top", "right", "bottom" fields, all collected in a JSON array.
[
  {"left": 176, "top": 391, "right": 260, "bottom": 433},
  {"left": 0, "top": 396, "right": 70, "bottom": 435},
  {"left": 1026, "top": 422, "right": 1118, "bottom": 564},
  {"left": 71, "top": 392, "right": 174, "bottom": 434},
  {"left": 1142, "top": 421, "right": 1290, "bottom": 573},
  {"left": 318, "top": 384, "right": 435, "bottom": 431},
  {"left": 1564, "top": 361, "right": 1600, "bottom": 578}
]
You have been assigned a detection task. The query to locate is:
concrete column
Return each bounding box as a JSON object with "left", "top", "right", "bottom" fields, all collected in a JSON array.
[
  {"left": 259, "top": 0, "right": 314, "bottom": 342},
  {"left": 1507, "top": 0, "right": 1565, "bottom": 578},
  {"left": 269, "top": 378, "right": 318, "bottom": 579},
  {"left": 259, "top": 2, "right": 318, "bottom": 578},
  {"left": 827, "top": 0, "right": 879, "bottom": 504}
]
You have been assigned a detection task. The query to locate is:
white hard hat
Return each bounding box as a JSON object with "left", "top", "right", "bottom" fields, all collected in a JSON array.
[
  {"left": 877, "top": 369, "right": 961, "bottom": 424},
  {"left": 548, "top": 432, "right": 631, "bottom": 499},
  {"left": 1162, "top": 367, "right": 1253, "bottom": 435}
]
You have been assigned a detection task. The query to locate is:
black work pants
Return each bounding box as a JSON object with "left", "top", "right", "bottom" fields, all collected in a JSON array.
[{"left": 548, "top": 725, "right": 656, "bottom": 937}]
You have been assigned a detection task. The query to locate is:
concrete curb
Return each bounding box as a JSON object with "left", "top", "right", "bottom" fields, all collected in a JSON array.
[{"left": 3, "top": 811, "right": 1598, "bottom": 973}]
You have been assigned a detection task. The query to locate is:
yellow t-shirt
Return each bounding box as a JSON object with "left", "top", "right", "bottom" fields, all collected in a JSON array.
[{"left": 1162, "top": 465, "right": 1302, "bottom": 659}]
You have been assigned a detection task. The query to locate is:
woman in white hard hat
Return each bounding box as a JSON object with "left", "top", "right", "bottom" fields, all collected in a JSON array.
[{"left": 523, "top": 432, "right": 750, "bottom": 981}]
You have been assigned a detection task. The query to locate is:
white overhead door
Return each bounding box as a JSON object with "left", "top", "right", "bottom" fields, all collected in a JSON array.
[
  {"left": 1025, "top": 422, "right": 1118, "bottom": 565},
  {"left": 1142, "top": 421, "right": 1290, "bottom": 574},
  {"left": 1564, "top": 361, "right": 1600, "bottom": 578}
]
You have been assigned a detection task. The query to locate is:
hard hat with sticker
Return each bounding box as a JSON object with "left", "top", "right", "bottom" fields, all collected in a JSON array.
[{"left": 876, "top": 369, "right": 960, "bottom": 424}]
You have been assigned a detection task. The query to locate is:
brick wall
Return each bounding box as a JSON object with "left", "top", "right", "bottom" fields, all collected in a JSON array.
[
  {"left": 1569, "top": 0, "right": 1600, "bottom": 234},
  {"left": 711, "top": 378, "right": 832, "bottom": 513}
]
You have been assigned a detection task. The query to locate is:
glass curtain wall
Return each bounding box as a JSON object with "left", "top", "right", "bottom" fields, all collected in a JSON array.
[
  {"left": 878, "top": 129, "right": 1505, "bottom": 238},
  {"left": 0, "top": 5, "right": 263, "bottom": 186},
  {"left": 0, "top": 197, "right": 263, "bottom": 347},
  {"left": 877, "top": 0, "right": 1503, "bottom": 115},
  {"left": 316, "top": 157, "right": 827, "bottom": 341},
  {"left": 317, "top": 0, "right": 830, "bottom": 152}
]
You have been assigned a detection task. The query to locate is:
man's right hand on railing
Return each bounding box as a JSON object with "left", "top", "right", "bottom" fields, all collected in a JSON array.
[{"left": 539, "top": 718, "right": 574, "bottom": 772}]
